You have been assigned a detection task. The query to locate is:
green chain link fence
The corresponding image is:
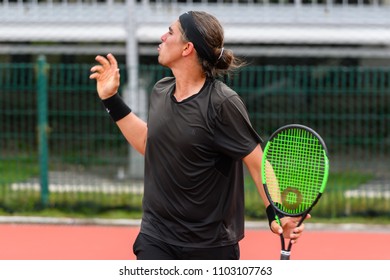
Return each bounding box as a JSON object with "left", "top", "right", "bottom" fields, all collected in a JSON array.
[{"left": 1, "top": 57, "right": 389, "bottom": 219}]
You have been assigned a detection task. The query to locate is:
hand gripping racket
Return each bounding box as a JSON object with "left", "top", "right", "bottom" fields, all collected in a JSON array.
[{"left": 261, "top": 124, "right": 329, "bottom": 260}]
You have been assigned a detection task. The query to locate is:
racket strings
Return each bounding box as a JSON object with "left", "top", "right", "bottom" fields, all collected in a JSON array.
[{"left": 264, "top": 128, "right": 327, "bottom": 215}]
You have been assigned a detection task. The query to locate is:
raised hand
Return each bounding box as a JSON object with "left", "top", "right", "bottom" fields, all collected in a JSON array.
[{"left": 89, "top": 53, "right": 120, "bottom": 100}]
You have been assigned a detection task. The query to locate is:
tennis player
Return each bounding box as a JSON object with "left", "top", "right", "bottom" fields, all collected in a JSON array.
[{"left": 90, "top": 11, "right": 308, "bottom": 260}]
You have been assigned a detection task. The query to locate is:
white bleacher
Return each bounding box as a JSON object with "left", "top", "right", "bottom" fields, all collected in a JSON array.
[{"left": 1, "top": 0, "right": 390, "bottom": 57}]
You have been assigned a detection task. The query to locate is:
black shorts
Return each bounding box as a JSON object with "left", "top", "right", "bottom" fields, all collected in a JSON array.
[{"left": 133, "top": 233, "right": 240, "bottom": 260}]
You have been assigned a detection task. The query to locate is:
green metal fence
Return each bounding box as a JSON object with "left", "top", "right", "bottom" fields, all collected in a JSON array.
[{"left": 1, "top": 57, "right": 389, "bottom": 218}]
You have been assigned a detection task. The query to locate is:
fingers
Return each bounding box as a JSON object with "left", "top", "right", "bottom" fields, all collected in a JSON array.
[
  {"left": 89, "top": 65, "right": 103, "bottom": 79},
  {"left": 89, "top": 53, "right": 118, "bottom": 79},
  {"left": 94, "top": 54, "right": 110, "bottom": 68},
  {"left": 271, "top": 217, "right": 306, "bottom": 243},
  {"left": 289, "top": 214, "right": 309, "bottom": 243},
  {"left": 106, "top": 53, "right": 119, "bottom": 69},
  {"left": 270, "top": 214, "right": 310, "bottom": 244},
  {"left": 270, "top": 220, "right": 283, "bottom": 235},
  {"left": 95, "top": 53, "right": 118, "bottom": 70},
  {"left": 289, "top": 225, "right": 304, "bottom": 244}
]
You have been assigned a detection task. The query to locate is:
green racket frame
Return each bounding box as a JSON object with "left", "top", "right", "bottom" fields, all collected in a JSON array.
[{"left": 261, "top": 124, "right": 329, "bottom": 259}]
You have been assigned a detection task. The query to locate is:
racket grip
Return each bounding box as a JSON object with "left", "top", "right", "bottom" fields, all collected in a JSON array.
[{"left": 280, "top": 250, "right": 291, "bottom": 260}]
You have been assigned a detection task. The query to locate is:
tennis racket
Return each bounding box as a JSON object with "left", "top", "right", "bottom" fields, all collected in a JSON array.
[{"left": 261, "top": 124, "right": 329, "bottom": 260}]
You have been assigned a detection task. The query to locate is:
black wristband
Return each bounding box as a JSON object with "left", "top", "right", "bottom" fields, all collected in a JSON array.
[
  {"left": 101, "top": 94, "right": 132, "bottom": 122},
  {"left": 266, "top": 205, "right": 276, "bottom": 227},
  {"left": 266, "top": 204, "right": 285, "bottom": 227}
]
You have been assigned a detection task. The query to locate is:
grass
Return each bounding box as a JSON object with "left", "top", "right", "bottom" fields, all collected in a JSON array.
[
  {"left": 1, "top": 160, "right": 388, "bottom": 225},
  {"left": 244, "top": 170, "right": 389, "bottom": 221},
  {"left": 0, "top": 208, "right": 143, "bottom": 220},
  {"left": 326, "top": 171, "right": 375, "bottom": 191},
  {"left": 0, "top": 157, "right": 39, "bottom": 184},
  {"left": 0, "top": 190, "right": 144, "bottom": 220},
  {"left": 245, "top": 171, "right": 374, "bottom": 194}
]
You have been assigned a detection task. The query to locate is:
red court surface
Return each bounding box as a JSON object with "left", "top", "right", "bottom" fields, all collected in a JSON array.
[{"left": 0, "top": 223, "right": 388, "bottom": 260}]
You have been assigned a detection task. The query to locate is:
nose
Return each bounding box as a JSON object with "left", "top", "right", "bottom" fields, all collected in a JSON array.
[{"left": 161, "top": 32, "right": 167, "bottom": 42}]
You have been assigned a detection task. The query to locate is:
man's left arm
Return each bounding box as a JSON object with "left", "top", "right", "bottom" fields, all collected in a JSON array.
[{"left": 243, "top": 144, "right": 309, "bottom": 243}]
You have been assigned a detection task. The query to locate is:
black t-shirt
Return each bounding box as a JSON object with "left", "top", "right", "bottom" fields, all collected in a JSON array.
[{"left": 140, "top": 77, "right": 263, "bottom": 248}]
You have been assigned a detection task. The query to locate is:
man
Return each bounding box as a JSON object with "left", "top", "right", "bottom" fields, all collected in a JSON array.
[{"left": 90, "top": 11, "right": 308, "bottom": 260}]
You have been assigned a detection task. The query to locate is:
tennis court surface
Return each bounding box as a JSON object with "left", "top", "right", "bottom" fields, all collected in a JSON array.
[{"left": 0, "top": 219, "right": 388, "bottom": 260}]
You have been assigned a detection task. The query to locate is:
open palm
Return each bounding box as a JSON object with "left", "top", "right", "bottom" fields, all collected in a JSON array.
[{"left": 89, "top": 53, "right": 121, "bottom": 100}]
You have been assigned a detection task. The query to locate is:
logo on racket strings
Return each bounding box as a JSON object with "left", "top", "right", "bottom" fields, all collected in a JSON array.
[{"left": 281, "top": 187, "right": 303, "bottom": 212}]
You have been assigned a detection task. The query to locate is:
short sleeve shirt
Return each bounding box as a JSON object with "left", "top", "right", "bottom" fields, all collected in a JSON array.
[{"left": 140, "top": 77, "right": 263, "bottom": 248}]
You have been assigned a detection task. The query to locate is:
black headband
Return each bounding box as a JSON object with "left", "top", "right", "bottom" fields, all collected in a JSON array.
[{"left": 179, "top": 11, "right": 216, "bottom": 64}]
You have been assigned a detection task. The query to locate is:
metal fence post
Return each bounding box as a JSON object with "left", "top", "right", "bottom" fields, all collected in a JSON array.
[
  {"left": 125, "top": 0, "right": 145, "bottom": 179},
  {"left": 37, "top": 55, "right": 49, "bottom": 207}
]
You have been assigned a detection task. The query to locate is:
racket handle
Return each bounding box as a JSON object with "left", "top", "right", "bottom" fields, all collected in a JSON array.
[{"left": 280, "top": 250, "right": 291, "bottom": 260}]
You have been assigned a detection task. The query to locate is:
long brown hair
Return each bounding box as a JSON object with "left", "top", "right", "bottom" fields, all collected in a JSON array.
[{"left": 179, "top": 11, "right": 245, "bottom": 79}]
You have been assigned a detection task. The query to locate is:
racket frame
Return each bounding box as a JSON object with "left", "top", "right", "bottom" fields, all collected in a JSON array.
[{"left": 261, "top": 124, "right": 329, "bottom": 260}]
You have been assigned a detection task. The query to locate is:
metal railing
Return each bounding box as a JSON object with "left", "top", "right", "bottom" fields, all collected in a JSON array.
[
  {"left": 0, "top": 0, "right": 388, "bottom": 6},
  {"left": 2, "top": 0, "right": 390, "bottom": 57}
]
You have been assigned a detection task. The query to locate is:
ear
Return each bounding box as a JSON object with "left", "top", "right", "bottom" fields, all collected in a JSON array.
[{"left": 182, "top": 42, "right": 195, "bottom": 57}]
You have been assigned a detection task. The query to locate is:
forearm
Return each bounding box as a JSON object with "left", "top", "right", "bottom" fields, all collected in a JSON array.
[
  {"left": 116, "top": 112, "right": 147, "bottom": 155},
  {"left": 243, "top": 144, "right": 270, "bottom": 207},
  {"left": 101, "top": 94, "right": 147, "bottom": 155}
]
